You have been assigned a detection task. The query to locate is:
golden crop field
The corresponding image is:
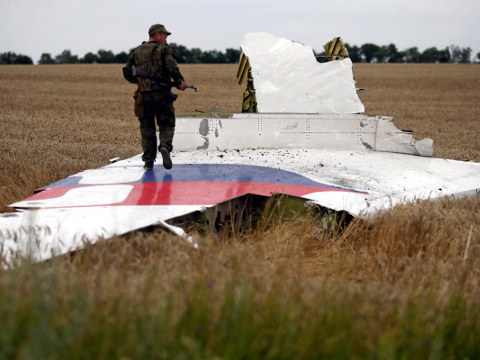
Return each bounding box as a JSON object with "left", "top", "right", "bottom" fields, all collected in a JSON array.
[{"left": 0, "top": 63, "right": 479, "bottom": 358}]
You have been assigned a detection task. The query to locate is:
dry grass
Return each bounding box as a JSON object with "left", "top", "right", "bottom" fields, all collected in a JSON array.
[
  {"left": 355, "top": 63, "right": 480, "bottom": 161},
  {"left": 0, "top": 63, "right": 479, "bottom": 358},
  {"left": 1, "top": 197, "right": 478, "bottom": 357}
]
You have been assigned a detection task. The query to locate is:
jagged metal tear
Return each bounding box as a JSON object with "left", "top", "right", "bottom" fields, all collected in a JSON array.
[{"left": 240, "top": 32, "right": 365, "bottom": 114}]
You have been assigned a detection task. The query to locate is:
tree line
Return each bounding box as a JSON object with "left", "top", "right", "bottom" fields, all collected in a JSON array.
[
  {"left": 0, "top": 43, "right": 478, "bottom": 65},
  {"left": 340, "top": 43, "right": 474, "bottom": 64},
  {"left": 0, "top": 44, "right": 242, "bottom": 65}
]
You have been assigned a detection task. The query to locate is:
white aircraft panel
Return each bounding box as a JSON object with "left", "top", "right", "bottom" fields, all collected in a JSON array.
[
  {"left": 240, "top": 32, "right": 365, "bottom": 114},
  {"left": 175, "top": 114, "right": 432, "bottom": 156}
]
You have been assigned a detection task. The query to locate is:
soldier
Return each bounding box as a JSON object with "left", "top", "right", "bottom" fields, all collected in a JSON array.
[{"left": 125, "top": 24, "right": 187, "bottom": 170}]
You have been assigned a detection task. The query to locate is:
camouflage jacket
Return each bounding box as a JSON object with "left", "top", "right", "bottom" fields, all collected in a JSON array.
[{"left": 126, "top": 41, "right": 184, "bottom": 92}]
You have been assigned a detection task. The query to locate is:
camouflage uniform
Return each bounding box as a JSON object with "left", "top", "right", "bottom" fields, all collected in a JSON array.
[{"left": 125, "top": 28, "right": 185, "bottom": 165}]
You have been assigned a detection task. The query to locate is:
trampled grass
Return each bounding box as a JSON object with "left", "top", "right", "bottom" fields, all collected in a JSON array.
[{"left": 0, "top": 63, "right": 479, "bottom": 358}]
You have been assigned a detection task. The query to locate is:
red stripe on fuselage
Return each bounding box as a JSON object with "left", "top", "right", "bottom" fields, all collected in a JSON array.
[
  {"left": 21, "top": 181, "right": 353, "bottom": 208},
  {"left": 128, "top": 181, "right": 349, "bottom": 206}
]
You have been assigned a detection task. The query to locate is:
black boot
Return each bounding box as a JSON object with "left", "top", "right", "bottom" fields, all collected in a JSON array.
[
  {"left": 160, "top": 147, "right": 172, "bottom": 169},
  {"left": 143, "top": 160, "right": 154, "bottom": 170}
]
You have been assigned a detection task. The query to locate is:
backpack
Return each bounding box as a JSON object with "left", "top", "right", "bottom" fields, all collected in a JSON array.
[
  {"left": 122, "top": 43, "right": 160, "bottom": 84},
  {"left": 122, "top": 66, "right": 138, "bottom": 84}
]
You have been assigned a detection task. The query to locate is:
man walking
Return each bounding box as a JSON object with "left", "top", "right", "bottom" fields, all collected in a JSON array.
[{"left": 125, "top": 24, "right": 186, "bottom": 170}]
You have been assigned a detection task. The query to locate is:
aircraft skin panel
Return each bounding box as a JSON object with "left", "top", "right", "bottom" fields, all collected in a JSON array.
[
  {"left": 8, "top": 148, "right": 479, "bottom": 214},
  {"left": 175, "top": 114, "right": 433, "bottom": 156},
  {"left": 11, "top": 162, "right": 362, "bottom": 210},
  {"left": 240, "top": 33, "right": 365, "bottom": 114},
  {"left": 170, "top": 148, "right": 479, "bottom": 196},
  {"left": 1, "top": 153, "right": 364, "bottom": 264},
  {"left": 1, "top": 148, "right": 480, "bottom": 264},
  {"left": 0, "top": 205, "right": 203, "bottom": 264}
]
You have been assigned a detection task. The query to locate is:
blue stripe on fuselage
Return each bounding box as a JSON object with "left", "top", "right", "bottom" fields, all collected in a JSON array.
[{"left": 37, "top": 164, "right": 356, "bottom": 193}]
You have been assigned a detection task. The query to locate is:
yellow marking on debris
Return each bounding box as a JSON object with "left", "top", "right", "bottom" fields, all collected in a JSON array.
[
  {"left": 237, "top": 50, "right": 257, "bottom": 112},
  {"left": 323, "top": 37, "right": 349, "bottom": 61},
  {"left": 237, "top": 51, "right": 250, "bottom": 85}
]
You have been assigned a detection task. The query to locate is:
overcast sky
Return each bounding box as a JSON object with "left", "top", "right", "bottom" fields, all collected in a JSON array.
[{"left": 1, "top": 0, "right": 479, "bottom": 63}]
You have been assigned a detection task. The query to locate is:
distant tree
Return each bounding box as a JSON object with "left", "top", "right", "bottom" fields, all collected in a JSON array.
[
  {"left": 360, "top": 43, "right": 380, "bottom": 62},
  {"left": 460, "top": 47, "right": 472, "bottom": 63},
  {"left": 0, "top": 52, "right": 15, "bottom": 64},
  {"left": 114, "top": 51, "right": 128, "bottom": 63},
  {"left": 375, "top": 46, "right": 389, "bottom": 63},
  {"left": 385, "top": 44, "right": 403, "bottom": 63},
  {"left": 436, "top": 47, "right": 451, "bottom": 63},
  {"left": 200, "top": 51, "right": 214, "bottom": 63},
  {"left": 420, "top": 47, "right": 439, "bottom": 63},
  {"left": 0, "top": 52, "right": 14, "bottom": 64},
  {"left": 96, "top": 49, "right": 115, "bottom": 63},
  {"left": 215, "top": 50, "right": 227, "bottom": 63},
  {"left": 449, "top": 45, "right": 462, "bottom": 63},
  {"left": 417, "top": 47, "right": 448, "bottom": 63},
  {"left": 225, "top": 48, "right": 241, "bottom": 63},
  {"left": 55, "top": 50, "right": 79, "bottom": 64},
  {"left": 80, "top": 52, "right": 98, "bottom": 63},
  {"left": 14, "top": 54, "right": 33, "bottom": 64},
  {"left": 169, "top": 43, "right": 190, "bottom": 63},
  {"left": 27, "top": 42, "right": 476, "bottom": 65},
  {"left": 188, "top": 48, "right": 203, "bottom": 63},
  {"left": 404, "top": 47, "right": 421, "bottom": 63},
  {"left": 39, "top": 53, "right": 55, "bottom": 64},
  {"left": 202, "top": 50, "right": 226, "bottom": 63},
  {"left": 0, "top": 51, "right": 33, "bottom": 64},
  {"left": 344, "top": 43, "right": 360, "bottom": 62},
  {"left": 448, "top": 45, "right": 472, "bottom": 63}
]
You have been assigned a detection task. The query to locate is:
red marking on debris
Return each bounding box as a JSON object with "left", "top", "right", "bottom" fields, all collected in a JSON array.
[{"left": 18, "top": 181, "right": 352, "bottom": 208}]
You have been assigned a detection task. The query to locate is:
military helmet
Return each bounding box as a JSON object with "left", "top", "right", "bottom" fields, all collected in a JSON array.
[{"left": 149, "top": 24, "right": 171, "bottom": 36}]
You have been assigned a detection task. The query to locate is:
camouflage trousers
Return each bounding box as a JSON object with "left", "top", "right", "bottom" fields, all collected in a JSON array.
[{"left": 138, "top": 90, "right": 176, "bottom": 163}]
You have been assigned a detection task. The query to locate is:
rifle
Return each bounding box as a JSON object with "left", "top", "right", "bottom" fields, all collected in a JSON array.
[{"left": 132, "top": 66, "right": 197, "bottom": 92}]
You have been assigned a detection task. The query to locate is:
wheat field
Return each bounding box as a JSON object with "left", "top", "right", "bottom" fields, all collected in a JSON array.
[{"left": 0, "top": 63, "right": 479, "bottom": 359}]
